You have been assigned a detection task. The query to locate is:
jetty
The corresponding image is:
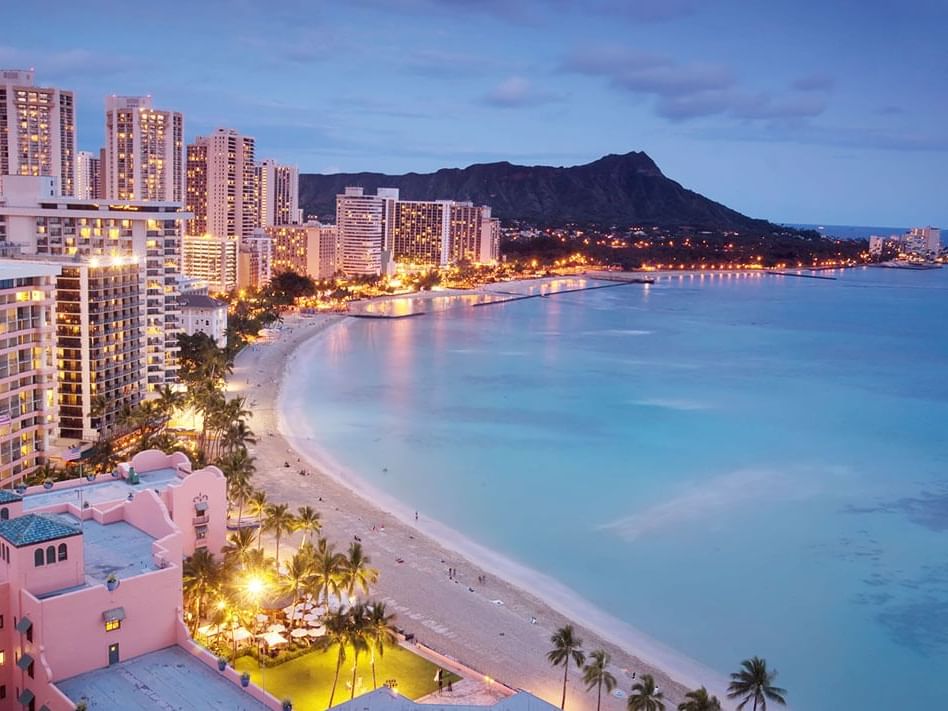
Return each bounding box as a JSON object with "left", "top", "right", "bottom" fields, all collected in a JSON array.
[
  {"left": 473, "top": 278, "right": 649, "bottom": 308},
  {"left": 766, "top": 271, "right": 837, "bottom": 281}
]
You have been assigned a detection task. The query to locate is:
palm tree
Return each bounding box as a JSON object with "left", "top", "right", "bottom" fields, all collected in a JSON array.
[
  {"left": 312, "top": 539, "right": 346, "bottom": 606},
  {"left": 295, "top": 505, "right": 322, "bottom": 549},
  {"left": 228, "top": 478, "right": 255, "bottom": 528},
  {"left": 341, "top": 541, "right": 379, "bottom": 598},
  {"left": 347, "top": 602, "right": 370, "bottom": 700},
  {"left": 263, "top": 503, "right": 297, "bottom": 566},
  {"left": 282, "top": 549, "right": 314, "bottom": 626},
  {"left": 219, "top": 448, "right": 256, "bottom": 487},
  {"left": 221, "top": 419, "right": 257, "bottom": 456},
  {"left": 547, "top": 624, "right": 585, "bottom": 710},
  {"left": 365, "top": 601, "right": 397, "bottom": 689},
  {"left": 246, "top": 490, "right": 268, "bottom": 549},
  {"left": 582, "top": 649, "right": 617, "bottom": 711},
  {"left": 628, "top": 674, "right": 665, "bottom": 711},
  {"left": 156, "top": 384, "right": 185, "bottom": 418},
  {"left": 678, "top": 687, "right": 722, "bottom": 711},
  {"left": 322, "top": 608, "right": 351, "bottom": 708},
  {"left": 225, "top": 527, "right": 257, "bottom": 569},
  {"left": 727, "top": 657, "right": 787, "bottom": 711},
  {"left": 182, "top": 548, "right": 221, "bottom": 634}
]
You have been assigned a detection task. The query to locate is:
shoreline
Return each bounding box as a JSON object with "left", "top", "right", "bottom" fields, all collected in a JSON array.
[{"left": 235, "top": 278, "right": 733, "bottom": 710}]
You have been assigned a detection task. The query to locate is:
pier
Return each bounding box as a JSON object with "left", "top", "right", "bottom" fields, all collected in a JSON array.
[
  {"left": 473, "top": 278, "right": 649, "bottom": 308},
  {"left": 766, "top": 271, "right": 837, "bottom": 280}
]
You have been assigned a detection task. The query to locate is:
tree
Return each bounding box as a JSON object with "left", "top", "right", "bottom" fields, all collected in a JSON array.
[
  {"left": 156, "top": 384, "right": 186, "bottom": 418},
  {"left": 678, "top": 687, "right": 722, "bottom": 711},
  {"left": 312, "top": 539, "right": 346, "bottom": 606},
  {"left": 322, "top": 608, "right": 351, "bottom": 708},
  {"left": 228, "top": 478, "right": 255, "bottom": 528},
  {"left": 341, "top": 541, "right": 379, "bottom": 598},
  {"left": 182, "top": 549, "right": 221, "bottom": 634},
  {"left": 347, "top": 602, "right": 370, "bottom": 699},
  {"left": 547, "top": 624, "right": 585, "bottom": 710},
  {"left": 295, "top": 505, "right": 322, "bottom": 549},
  {"left": 727, "top": 658, "right": 787, "bottom": 711},
  {"left": 225, "top": 527, "right": 257, "bottom": 570},
  {"left": 628, "top": 674, "right": 665, "bottom": 711},
  {"left": 583, "top": 649, "right": 617, "bottom": 711},
  {"left": 221, "top": 418, "right": 256, "bottom": 456},
  {"left": 247, "top": 490, "right": 269, "bottom": 548},
  {"left": 366, "top": 601, "right": 398, "bottom": 689},
  {"left": 263, "top": 503, "right": 297, "bottom": 566},
  {"left": 282, "top": 549, "right": 314, "bottom": 626}
]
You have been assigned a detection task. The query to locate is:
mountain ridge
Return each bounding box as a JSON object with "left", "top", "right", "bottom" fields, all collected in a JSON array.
[{"left": 299, "top": 151, "right": 774, "bottom": 231}]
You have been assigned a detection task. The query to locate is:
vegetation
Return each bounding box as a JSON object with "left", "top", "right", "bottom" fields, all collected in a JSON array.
[
  {"left": 547, "top": 624, "right": 586, "bottom": 710},
  {"left": 677, "top": 687, "right": 722, "bottom": 711},
  {"left": 582, "top": 649, "right": 617, "bottom": 711},
  {"left": 727, "top": 657, "right": 787, "bottom": 711},
  {"left": 627, "top": 674, "right": 665, "bottom": 711}
]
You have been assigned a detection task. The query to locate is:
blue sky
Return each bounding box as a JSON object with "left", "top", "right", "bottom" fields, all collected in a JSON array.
[{"left": 4, "top": 0, "right": 946, "bottom": 225}]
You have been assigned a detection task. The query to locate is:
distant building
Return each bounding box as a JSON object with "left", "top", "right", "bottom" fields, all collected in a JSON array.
[
  {"left": 335, "top": 187, "right": 499, "bottom": 276},
  {"left": 255, "top": 159, "right": 300, "bottom": 227},
  {"left": 0, "top": 260, "right": 60, "bottom": 486},
  {"left": 182, "top": 233, "right": 238, "bottom": 294},
  {"left": 868, "top": 235, "right": 885, "bottom": 256},
  {"left": 0, "top": 175, "right": 186, "bottom": 392},
  {"left": 179, "top": 293, "right": 228, "bottom": 348},
  {"left": 104, "top": 95, "right": 184, "bottom": 202},
  {"left": 902, "top": 226, "right": 941, "bottom": 257},
  {"left": 0, "top": 69, "right": 76, "bottom": 196},
  {"left": 336, "top": 187, "right": 399, "bottom": 276},
  {"left": 238, "top": 232, "right": 273, "bottom": 290},
  {"left": 269, "top": 221, "right": 336, "bottom": 280},
  {"left": 186, "top": 129, "right": 256, "bottom": 240},
  {"left": 76, "top": 150, "right": 101, "bottom": 200}
]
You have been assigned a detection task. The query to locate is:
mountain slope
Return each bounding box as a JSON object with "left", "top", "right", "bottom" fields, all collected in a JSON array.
[{"left": 299, "top": 152, "right": 772, "bottom": 230}]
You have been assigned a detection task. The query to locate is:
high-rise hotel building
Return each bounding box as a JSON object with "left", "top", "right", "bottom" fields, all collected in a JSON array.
[
  {"left": 0, "top": 175, "right": 187, "bottom": 394},
  {"left": 76, "top": 150, "right": 101, "bottom": 200},
  {"left": 184, "top": 129, "right": 256, "bottom": 292},
  {"left": 268, "top": 221, "right": 336, "bottom": 280},
  {"left": 256, "top": 159, "right": 300, "bottom": 227},
  {"left": 0, "top": 69, "right": 76, "bottom": 196},
  {"left": 0, "top": 260, "right": 59, "bottom": 486},
  {"left": 335, "top": 187, "right": 499, "bottom": 275},
  {"left": 104, "top": 95, "right": 184, "bottom": 202}
]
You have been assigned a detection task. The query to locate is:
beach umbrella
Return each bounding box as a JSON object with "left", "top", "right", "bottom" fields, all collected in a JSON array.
[
  {"left": 282, "top": 605, "right": 295, "bottom": 616},
  {"left": 260, "top": 631, "right": 289, "bottom": 648},
  {"left": 307, "top": 627, "right": 324, "bottom": 637},
  {"left": 229, "top": 627, "right": 252, "bottom": 643},
  {"left": 255, "top": 613, "right": 268, "bottom": 623},
  {"left": 197, "top": 624, "right": 221, "bottom": 637},
  {"left": 267, "top": 623, "right": 287, "bottom": 633},
  {"left": 290, "top": 628, "right": 309, "bottom": 639},
  {"left": 304, "top": 612, "right": 321, "bottom": 623}
]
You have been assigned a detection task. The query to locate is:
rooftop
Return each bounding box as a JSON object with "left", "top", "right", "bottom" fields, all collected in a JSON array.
[
  {"left": 333, "top": 688, "right": 559, "bottom": 711},
  {"left": 36, "top": 513, "right": 158, "bottom": 599},
  {"left": 56, "top": 646, "right": 271, "bottom": 710},
  {"left": 0, "top": 512, "right": 80, "bottom": 547},
  {"left": 0, "top": 489, "right": 23, "bottom": 504},
  {"left": 23, "top": 467, "right": 180, "bottom": 512},
  {"left": 179, "top": 293, "right": 226, "bottom": 309}
]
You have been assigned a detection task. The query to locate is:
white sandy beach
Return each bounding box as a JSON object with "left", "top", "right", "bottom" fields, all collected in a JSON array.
[{"left": 233, "top": 280, "right": 737, "bottom": 711}]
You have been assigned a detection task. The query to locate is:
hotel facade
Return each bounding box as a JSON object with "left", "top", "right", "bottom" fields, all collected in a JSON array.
[
  {"left": 104, "top": 96, "right": 184, "bottom": 203},
  {"left": 268, "top": 221, "right": 336, "bottom": 281},
  {"left": 255, "top": 159, "right": 299, "bottom": 228},
  {"left": 335, "top": 187, "right": 499, "bottom": 275},
  {"left": 0, "top": 175, "right": 187, "bottom": 394},
  {"left": 0, "top": 70, "right": 76, "bottom": 197}
]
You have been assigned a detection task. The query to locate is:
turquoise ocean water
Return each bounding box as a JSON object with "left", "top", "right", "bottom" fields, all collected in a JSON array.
[{"left": 283, "top": 269, "right": 948, "bottom": 710}]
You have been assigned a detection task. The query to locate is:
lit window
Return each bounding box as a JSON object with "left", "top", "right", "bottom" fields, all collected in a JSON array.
[{"left": 105, "top": 619, "right": 121, "bottom": 632}]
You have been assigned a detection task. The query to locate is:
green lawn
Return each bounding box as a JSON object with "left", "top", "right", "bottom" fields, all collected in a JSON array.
[{"left": 235, "top": 644, "right": 461, "bottom": 711}]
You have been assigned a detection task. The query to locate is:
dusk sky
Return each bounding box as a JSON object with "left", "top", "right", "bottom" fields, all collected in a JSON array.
[{"left": 4, "top": 0, "right": 946, "bottom": 226}]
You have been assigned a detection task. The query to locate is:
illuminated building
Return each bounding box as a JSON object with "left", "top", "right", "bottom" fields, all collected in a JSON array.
[
  {"left": 76, "top": 150, "right": 101, "bottom": 200},
  {"left": 182, "top": 234, "right": 237, "bottom": 294},
  {"left": 238, "top": 232, "right": 273, "bottom": 289},
  {"left": 0, "top": 260, "right": 59, "bottom": 486},
  {"left": 0, "top": 69, "right": 76, "bottom": 196},
  {"left": 0, "top": 175, "right": 187, "bottom": 392},
  {"left": 335, "top": 187, "right": 398, "bottom": 276},
  {"left": 186, "top": 129, "right": 256, "bottom": 240},
  {"left": 104, "top": 95, "right": 184, "bottom": 202},
  {"left": 268, "top": 221, "right": 336, "bottom": 280},
  {"left": 179, "top": 293, "right": 228, "bottom": 348},
  {"left": 255, "top": 159, "right": 299, "bottom": 227}
]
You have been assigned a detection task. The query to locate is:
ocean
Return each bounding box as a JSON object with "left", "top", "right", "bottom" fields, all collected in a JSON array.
[{"left": 280, "top": 268, "right": 948, "bottom": 710}]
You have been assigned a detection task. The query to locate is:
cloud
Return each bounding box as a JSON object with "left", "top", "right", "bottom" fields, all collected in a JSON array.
[
  {"left": 791, "top": 73, "right": 836, "bottom": 92},
  {"left": 0, "top": 45, "right": 144, "bottom": 79},
  {"left": 482, "top": 76, "right": 561, "bottom": 108},
  {"left": 562, "top": 45, "right": 829, "bottom": 122},
  {"left": 404, "top": 49, "right": 502, "bottom": 78}
]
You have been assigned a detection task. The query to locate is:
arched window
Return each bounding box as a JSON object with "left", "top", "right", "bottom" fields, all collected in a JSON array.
[
  {"left": 34, "top": 549, "right": 44, "bottom": 567},
  {"left": 57, "top": 543, "right": 68, "bottom": 561},
  {"left": 0, "top": 507, "right": 8, "bottom": 520},
  {"left": 45, "top": 545, "right": 55, "bottom": 564}
]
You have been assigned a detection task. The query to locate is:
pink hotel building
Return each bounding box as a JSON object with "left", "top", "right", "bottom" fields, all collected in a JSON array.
[{"left": 0, "top": 449, "right": 279, "bottom": 711}]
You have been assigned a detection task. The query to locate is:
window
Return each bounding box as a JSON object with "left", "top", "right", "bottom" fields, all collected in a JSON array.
[
  {"left": 57, "top": 543, "right": 67, "bottom": 561},
  {"left": 25, "top": 627, "right": 31, "bottom": 643},
  {"left": 0, "top": 684, "right": 4, "bottom": 699},
  {"left": 45, "top": 546, "right": 55, "bottom": 565},
  {"left": 0, "top": 650, "right": 4, "bottom": 664},
  {"left": 33, "top": 550, "right": 43, "bottom": 567},
  {"left": 0, "top": 508, "right": 7, "bottom": 520},
  {"left": 105, "top": 619, "right": 121, "bottom": 632}
]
